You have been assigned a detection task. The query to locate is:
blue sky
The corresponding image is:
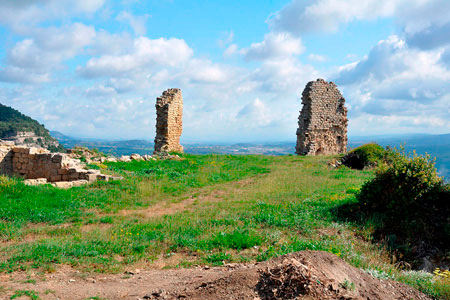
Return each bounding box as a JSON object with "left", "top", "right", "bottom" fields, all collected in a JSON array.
[{"left": 0, "top": 0, "right": 449, "bottom": 142}]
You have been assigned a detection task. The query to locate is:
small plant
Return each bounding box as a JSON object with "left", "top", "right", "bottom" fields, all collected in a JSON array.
[
  {"left": 340, "top": 279, "right": 355, "bottom": 291},
  {"left": 363, "top": 268, "right": 393, "bottom": 280},
  {"left": 205, "top": 252, "right": 232, "bottom": 266},
  {"left": 10, "top": 290, "right": 40, "bottom": 300}
]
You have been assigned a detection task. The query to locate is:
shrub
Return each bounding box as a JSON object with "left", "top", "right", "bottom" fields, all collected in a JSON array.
[
  {"left": 357, "top": 148, "right": 450, "bottom": 254},
  {"left": 341, "top": 143, "right": 387, "bottom": 169}
]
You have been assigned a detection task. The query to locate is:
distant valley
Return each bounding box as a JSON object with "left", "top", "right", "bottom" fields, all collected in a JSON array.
[{"left": 52, "top": 131, "right": 450, "bottom": 179}]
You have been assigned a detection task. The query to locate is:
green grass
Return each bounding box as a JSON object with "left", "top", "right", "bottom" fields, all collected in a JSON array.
[
  {"left": 0, "top": 154, "right": 448, "bottom": 299},
  {"left": 10, "top": 289, "right": 40, "bottom": 300}
]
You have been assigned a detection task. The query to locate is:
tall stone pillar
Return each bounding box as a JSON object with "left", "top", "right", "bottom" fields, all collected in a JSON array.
[
  {"left": 154, "top": 88, "right": 184, "bottom": 154},
  {"left": 296, "top": 79, "right": 348, "bottom": 156}
]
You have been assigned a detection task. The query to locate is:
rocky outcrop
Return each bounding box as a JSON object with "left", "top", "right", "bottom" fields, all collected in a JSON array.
[
  {"left": 296, "top": 79, "right": 348, "bottom": 156},
  {"left": 154, "top": 89, "right": 184, "bottom": 154}
]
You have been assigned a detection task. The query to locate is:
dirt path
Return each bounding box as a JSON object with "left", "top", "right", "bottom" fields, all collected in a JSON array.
[
  {"left": 1, "top": 251, "right": 431, "bottom": 300},
  {"left": 118, "top": 177, "right": 255, "bottom": 218}
]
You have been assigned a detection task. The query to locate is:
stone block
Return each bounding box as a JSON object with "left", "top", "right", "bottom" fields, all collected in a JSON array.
[
  {"left": 58, "top": 168, "right": 69, "bottom": 175},
  {"left": 50, "top": 175, "right": 62, "bottom": 182},
  {"left": 51, "top": 154, "right": 64, "bottom": 163},
  {"left": 52, "top": 181, "right": 73, "bottom": 189},
  {"left": 86, "top": 173, "right": 98, "bottom": 183},
  {"left": 72, "top": 180, "right": 88, "bottom": 187}
]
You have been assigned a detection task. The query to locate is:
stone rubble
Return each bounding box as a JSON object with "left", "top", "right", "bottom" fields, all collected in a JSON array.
[
  {"left": 296, "top": 79, "right": 348, "bottom": 156},
  {"left": 154, "top": 88, "right": 184, "bottom": 154}
]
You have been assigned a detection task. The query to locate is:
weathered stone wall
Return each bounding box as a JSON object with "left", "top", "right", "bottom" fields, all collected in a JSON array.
[
  {"left": 0, "top": 140, "right": 118, "bottom": 187},
  {"left": 296, "top": 79, "right": 348, "bottom": 156},
  {"left": 154, "top": 88, "right": 184, "bottom": 153},
  {"left": 0, "top": 140, "right": 14, "bottom": 175}
]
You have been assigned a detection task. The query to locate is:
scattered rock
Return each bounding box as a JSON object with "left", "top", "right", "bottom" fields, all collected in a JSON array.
[
  {"left": 130, "top": 153, "right": 143, "bottom": 161},
  {"left": 120, "top": 155, "right": 131, "bottom": 162}
]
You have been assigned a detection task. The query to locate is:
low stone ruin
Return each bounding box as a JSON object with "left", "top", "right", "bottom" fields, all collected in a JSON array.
[
  {"left": 296, "top": 79, "right": 348, "bottom": 156},
  {"left": 154, "top": 88, "right": 184, "bottom": 154},
  {"left": 0, "top": 140, "right": 120, "bottom": 188}
]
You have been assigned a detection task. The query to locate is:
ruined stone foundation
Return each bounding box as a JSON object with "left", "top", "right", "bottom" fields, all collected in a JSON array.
[
  {"left": 0, "top": 140, "right": 120, "bottom": 188},
  {"left": 154, "top": 88, "right": 184, "bottom": 154},
  {"left": 296, "top": 79, "right": 348, "bottom": 156}
]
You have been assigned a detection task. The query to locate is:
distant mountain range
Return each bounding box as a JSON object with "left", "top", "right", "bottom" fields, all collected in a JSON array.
[{"left": 51, "top": 131, "right": 450, "bottom": 179}]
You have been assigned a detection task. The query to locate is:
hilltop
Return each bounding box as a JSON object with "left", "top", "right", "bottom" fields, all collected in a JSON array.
[
  {"left": 0, "top": 103, "right": 64, "bottom": 152},
  {"left": 0, "top": 153, "right": 448, "bottom": 299}
]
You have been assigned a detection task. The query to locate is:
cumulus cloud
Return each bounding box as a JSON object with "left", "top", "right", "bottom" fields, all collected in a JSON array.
[
  {"left": 406, "top": 21, "right": 450, "bottom": 50},
  {"left": 243, "top": 32, "right": 304, "bottom": 61},
  {"left": 334, "top": 35, "right": 450, "bottom": 99},
  {"left": 269, "top": 0, "right": 400, "bottom": 35},
  {"left": 0, "top": 23, "right": 96, "bottom": 83},
  {"left": 78, "top": 37, "right": 193, "bottom": 78},
  {"left": 269, "top": 0, "right": 450, "bottom": 53},
  {"left": 249, "top": 58, "right": 319, "bottom": 93},
  {"left": 335, "top": 36, "right": 408, "bottom": 85},
  {"left": 0, "top": 0, "right": 105, "bottom": 30},
  {"left": 332, "top": 33, "right": 450, "bottom": 135}
]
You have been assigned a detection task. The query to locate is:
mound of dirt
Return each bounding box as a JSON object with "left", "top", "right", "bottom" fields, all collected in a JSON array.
[
  {"left": 2, "top": 251, "right": 431, "bottom": 300},
  {"left": 149, "top": 251, "right": 430, "bottom": 300}
]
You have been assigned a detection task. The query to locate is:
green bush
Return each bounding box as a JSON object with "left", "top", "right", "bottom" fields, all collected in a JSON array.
[
  {"left": 342, "top": 143, "right": 387, "bottom": 169},
  {"left": 357, "top": 148, "right": 449, "bottom": 254}
]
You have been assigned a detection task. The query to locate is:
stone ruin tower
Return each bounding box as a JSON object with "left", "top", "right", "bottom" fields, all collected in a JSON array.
[
  {"left": 154, "top": 88, "right": 184, "bottom": 154},
  {"left": 296, "top": 79, "right": 348, "bottom": 156}
]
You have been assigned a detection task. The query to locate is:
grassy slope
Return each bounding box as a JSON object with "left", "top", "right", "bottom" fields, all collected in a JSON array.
[{"left": 0, "top": 154, "right": 448, "bottom": 299}]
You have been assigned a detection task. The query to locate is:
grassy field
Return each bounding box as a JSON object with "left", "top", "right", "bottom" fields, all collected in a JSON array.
[{"left": 0, "top": 154, "right": 448, "bottom": 299}]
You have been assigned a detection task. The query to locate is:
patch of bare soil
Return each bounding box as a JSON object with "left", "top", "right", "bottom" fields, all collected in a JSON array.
[{"left": 2, "top": 251, "right": 431, "bottom": 300}]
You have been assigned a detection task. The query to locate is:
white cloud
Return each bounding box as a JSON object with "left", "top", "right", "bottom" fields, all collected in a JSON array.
[
  {"left": 243, "top": 32, "right": 304, "bottom": 61},
  {"left": 0, "top": 67, "right": 50, "bottom": 84},
  {"left": 334, "top": 36, "right": 408, "bottom": 85},
  {"left": 85, "top": 85, "right": 117, "bottom": 98},
  {"left": 308, "top": 54, "right": 327, "bottom": 62},
  {"left": 78, "top": 37, "right": 194, "bottom": 78},
  {"left": 0, "top": 23, "right": 96, "bottom": 83},
  {"left": 224, "top": 44, "right": 239, "bottom": 57},
  {"left": 116, "top": 11, "right": 150, "bottom": 36},
  {"left": 268, "top": 0, "right": 450, "bottom": 54},
  {"left": 0, "top": 0, "right": 105, "bottom": 30},
  {"left": 332, "top": 34, "right": 450, "bottom": 136},
  {"left": 218, "top": 31, "right": 235, "bottom": 48},
  {"left": 181, "top": 59, "right": 231, "bottom": 84},
  {"left": 249, "top": 58, "right": 319, "bottom": 93},
  {"left": 269, "top": 0, "right": 400, "bottom": 35},
  {"left": 237, "top": 98, "right": 272, "bottom": 127}
]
